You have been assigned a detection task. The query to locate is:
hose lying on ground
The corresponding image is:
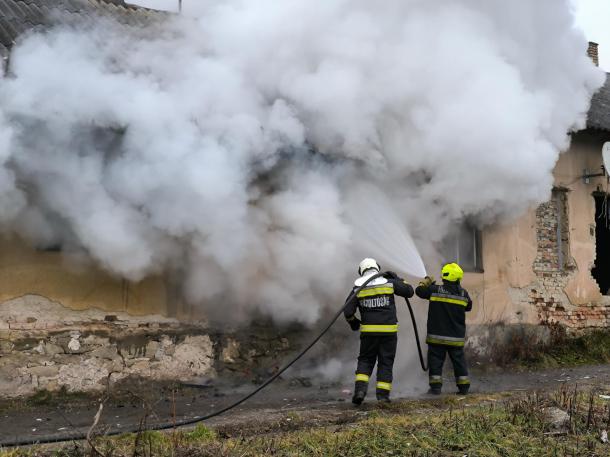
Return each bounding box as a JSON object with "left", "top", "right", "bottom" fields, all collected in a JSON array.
[{"left": 0, "top": 271, "right": 427, "bottom": 447}]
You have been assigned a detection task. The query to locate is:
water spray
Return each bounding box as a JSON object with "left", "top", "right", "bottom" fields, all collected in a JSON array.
[{"left": 346, "top": 184, "right": 427, "bottom": 278}]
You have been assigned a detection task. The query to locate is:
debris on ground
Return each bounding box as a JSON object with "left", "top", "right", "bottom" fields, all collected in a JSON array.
[
  {"left": 543, "top": 406, "right": 569, "bottom": 430},
  {"left": 289, "top": 377, "right": 312, "bottom": 388}
]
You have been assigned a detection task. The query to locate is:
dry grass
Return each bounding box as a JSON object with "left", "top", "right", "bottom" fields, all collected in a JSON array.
[{"left": 5, "top": 385, "right": 610, "bottom": 457}]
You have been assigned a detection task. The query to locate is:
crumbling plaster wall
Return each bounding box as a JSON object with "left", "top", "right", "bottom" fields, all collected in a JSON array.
[
  {"left": 0, "top": 236, "right": 169, "bottom": 316},
  {"left": 0, "top": 232, "right": 307, "bottom": 397},
  {"left": 556, "top": 134, "right": 603, "bottom": 306},
  {"left": 0, "top": 236, "right": 216, "bottom": 397},
  {"left": 465, "top": 131, "right": 610, "bottom": 354}
]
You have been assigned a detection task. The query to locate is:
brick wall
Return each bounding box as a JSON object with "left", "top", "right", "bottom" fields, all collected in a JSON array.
[
  {"left": 588, "top": 42, "right": 600, "bottom": 67},
  {"left": 533, "top": 192, "right": 568, "bottom": 271},
  {"left": 528, "top": 190, "right": 610, "bottom": 330}
]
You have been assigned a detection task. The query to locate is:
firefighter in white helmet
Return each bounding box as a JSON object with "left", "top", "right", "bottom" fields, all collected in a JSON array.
[{"left": 344, "top": 258, "right": 414, "bottom": 404}]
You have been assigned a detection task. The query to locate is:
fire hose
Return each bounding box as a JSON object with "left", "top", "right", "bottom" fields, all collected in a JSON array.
[{"left": 0, "top": 271, "right": 427, "bottom": 447}]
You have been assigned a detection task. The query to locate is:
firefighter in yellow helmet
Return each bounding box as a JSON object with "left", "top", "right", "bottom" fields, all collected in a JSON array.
[
  {"left": 415, "top": 262, "right": 472, "bottom": 395},
  {"left": 344, "top": 258, "right": 414, "bottom": 404}
]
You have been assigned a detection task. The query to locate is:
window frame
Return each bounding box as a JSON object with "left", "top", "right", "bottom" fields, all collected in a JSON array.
[{"left": 441, "top": 222, "right": 484, "bottom": 274}]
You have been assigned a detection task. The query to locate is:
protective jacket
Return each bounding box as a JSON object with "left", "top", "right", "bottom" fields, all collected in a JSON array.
[
  {"left": 415, "top": 281, "right": 472, "bottom": 346},
  {"left": 344, "top": 275, "right": 414, "bottom": 335}
]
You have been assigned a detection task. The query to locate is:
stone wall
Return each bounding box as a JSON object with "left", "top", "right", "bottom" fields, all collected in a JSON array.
[{"left": 0, "top": 295, "right": 299, "bottom": 398}]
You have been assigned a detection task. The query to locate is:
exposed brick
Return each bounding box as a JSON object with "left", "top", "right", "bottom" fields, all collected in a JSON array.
[{"left": 525, "top": 192, "right": 610, "bottom": 331}]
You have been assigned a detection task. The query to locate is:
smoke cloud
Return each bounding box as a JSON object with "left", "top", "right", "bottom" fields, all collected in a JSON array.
[{"left": 0, "top": 0, "right": 603, "bottom": 324}]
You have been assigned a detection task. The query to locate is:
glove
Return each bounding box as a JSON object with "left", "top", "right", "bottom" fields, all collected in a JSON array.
[
  {"left": 418, "top": 276, "right": 435, "bottom": 288},
  {"left": 348, "top": 317, "right": 361, "bottom": 331},
  {"left": 383, "top": 271, "right": 399, "bottom": 280}
]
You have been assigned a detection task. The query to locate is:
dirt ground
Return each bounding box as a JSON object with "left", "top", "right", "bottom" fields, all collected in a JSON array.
[{"left": 2, "top": 363, "right": 610, "bottom": 446}]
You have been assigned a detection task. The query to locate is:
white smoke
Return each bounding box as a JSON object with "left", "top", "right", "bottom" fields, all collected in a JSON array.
[{"left": 0, "top": 0, "right": 603, "bottom": 324}]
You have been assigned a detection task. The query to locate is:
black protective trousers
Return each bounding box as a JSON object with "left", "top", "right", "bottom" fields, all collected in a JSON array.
[
  {"left": 427, "top": 344, "right": 470, "bottom": 390},
  {"left": 355, "top": 334, "right": 397, "bottom": 396}
]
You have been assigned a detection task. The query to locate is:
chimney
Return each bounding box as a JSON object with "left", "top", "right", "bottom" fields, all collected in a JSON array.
[{"left": 588, "top": 41, "right": 599, "bottom": 67}]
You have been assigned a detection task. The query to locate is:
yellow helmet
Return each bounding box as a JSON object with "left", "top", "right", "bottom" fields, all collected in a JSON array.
[{"left": 441, "top": 263, "right": 464, "bottom": 282}]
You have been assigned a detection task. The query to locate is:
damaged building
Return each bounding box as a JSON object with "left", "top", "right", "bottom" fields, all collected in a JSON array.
[
  {"left": 0, "top": 0, "right": 608, "bottom": 396},
  {"left": 464, "top": 42, "right": 610, "bottom": 353},
  {"left": 0, "top": 0, "right": 300, "bottom": 397}
]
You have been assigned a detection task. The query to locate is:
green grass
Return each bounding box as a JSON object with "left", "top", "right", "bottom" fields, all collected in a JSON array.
[
  {"left": 0, "top": 387, "right": 94, "bottom": 414},
  {"left": 6, "top": 388, "right": 610, "bottom": 457},
  {"left": 521, "top": 329, "right": 610, "bottom": 369},
  {"left": 184, "top": 424, "right": 217, "bottom": 443},
  {"left": 544, "top": 330, "right": 610, "bottom": 365}
]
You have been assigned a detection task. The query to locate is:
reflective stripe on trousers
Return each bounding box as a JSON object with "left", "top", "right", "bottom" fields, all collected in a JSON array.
[
  {"left": 376, "top": 381, "right": 392, "bottom": 391},
  {"left": 429, "top": 375, "right": 442, "bottom": 385},
  {"left": 355, "top": 373, "right": 370, "bottom": 383}
]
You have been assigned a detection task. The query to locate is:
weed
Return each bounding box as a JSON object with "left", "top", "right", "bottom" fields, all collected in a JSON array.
[
  {"left": 497, "top": 327, "right": 610, "bottom": 370},
  {"left": 8, "top": 387, "right": 610, "bottom": 456},
  {"left": 184, "top": 424, "right": 216, "bottom": 443}
]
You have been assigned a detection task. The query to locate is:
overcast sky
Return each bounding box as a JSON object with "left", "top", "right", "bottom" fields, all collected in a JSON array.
[
  {"left": 571, "top": 0, "right": 610, "bottom": 70},
  {"left": 129, "top": 0, "right": 610, "bottom": 71}
]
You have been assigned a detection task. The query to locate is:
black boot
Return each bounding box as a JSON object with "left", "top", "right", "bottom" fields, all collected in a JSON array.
[
  {"left": 376, "top": 391, "right": 391, "bottom": 403},
  {"left": 427, "top": 386, "right": 442, "bottom": 395},
  {"left": 352, "top": 381, "right": 368, "bottom": 405},
  {"left": 457, "top": 385, "right": 470, "bottom": 396}
]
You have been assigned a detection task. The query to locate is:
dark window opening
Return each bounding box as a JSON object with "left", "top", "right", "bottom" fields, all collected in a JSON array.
[
  {"left": 592, "top": 193, "right": 610, "bottom": 295},
  {"left": 440, "top": 222, "right": 483, "bottom": 273}
]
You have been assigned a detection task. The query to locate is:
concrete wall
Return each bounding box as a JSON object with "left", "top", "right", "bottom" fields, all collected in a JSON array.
[{"left": 464, "top": 130, "right": 610, "bottom": 354}]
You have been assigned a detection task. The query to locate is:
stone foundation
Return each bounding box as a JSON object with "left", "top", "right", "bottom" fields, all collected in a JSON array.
[{"left": 0, "top": 295, "right": 298, "bottom": 398}]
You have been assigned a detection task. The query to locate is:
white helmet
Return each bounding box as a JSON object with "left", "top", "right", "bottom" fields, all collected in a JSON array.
[{"left": 358, "top": 258, "right": 380, "bottom": 276}]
